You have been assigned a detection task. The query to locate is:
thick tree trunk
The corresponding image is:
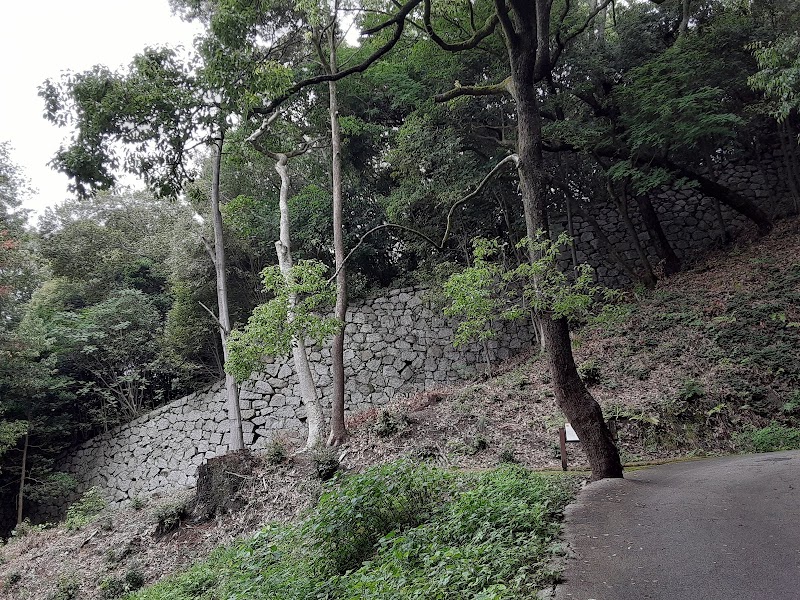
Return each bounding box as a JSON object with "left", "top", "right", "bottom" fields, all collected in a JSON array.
[
  {"left": 544, "top": 318, "right": 623, "bottom": 478},
  {"left": 210, "top": 137, "right": 244, "bottom": 452},
  {"left": 274, "top": 155, "right": 326, "bottom": 448},
  {"left": 506, "top": 19, "right": 622, "bottom": 480},
  {"left": 328, "top": 26, "right": 348, "bottom": 447},
  {"left": 635, "top": 194, "right": 681, "bottom": 275},
  {"left": 17, "top": 431, "right": 28, "bottom": 525}
]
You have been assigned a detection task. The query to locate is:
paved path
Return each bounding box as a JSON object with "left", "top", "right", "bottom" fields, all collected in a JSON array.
[{"left": 554, "top": 451, "right": 800, "bottom": 600}]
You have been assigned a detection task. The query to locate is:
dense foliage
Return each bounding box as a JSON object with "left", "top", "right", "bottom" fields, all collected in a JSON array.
[{"left": 126, "top": 462, "right": 578, "bottom": 600}]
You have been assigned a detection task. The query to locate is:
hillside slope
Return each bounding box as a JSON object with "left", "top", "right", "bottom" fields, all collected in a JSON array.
[{"left": 1, "top": 217, "right": 798, "bottom": 599}]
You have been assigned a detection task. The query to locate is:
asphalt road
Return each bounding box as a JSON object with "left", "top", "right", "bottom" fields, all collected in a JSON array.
[{"left": 554, "top": 451, "right": 800, "bottom": 600}]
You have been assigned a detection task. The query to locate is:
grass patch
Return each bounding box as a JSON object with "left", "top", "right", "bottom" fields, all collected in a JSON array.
[
  {"left": 125, "top": 461, "right": 577, "bottom": 600},
  {"left": 735, "top": 423, "right": 800, "bottom": 453}
]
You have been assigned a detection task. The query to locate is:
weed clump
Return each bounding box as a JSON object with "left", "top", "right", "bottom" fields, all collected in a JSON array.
[
  {"left": 735, "top": 423, "right": 800, "bottom": 452},
  {"left": 374, "top": 409, "right": 409, "bottom": 437},
  {"left": 152, "top": 494, "right": 192, "bottom": 536},
  {"left": 65, "top": 487, "right": 107, "bottom": 530},
  {"left": 310, "top": 445, "right": 339, "bottom": 481}
]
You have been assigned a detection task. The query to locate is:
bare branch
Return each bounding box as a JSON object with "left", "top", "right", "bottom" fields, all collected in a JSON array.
[{"left": 198, "top": 301, "right": 229, "bottom": 335}]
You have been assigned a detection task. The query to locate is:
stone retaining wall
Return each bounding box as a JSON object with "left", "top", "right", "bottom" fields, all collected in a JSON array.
[
  {"left": 40, "top": 149, "right": 797, "bottom": 519},
  {"left": 40, "top": 286, "right": 534, "bottom": 518},
  {"left": 553, "top": 151, "right": 796, "bottom": 285}
]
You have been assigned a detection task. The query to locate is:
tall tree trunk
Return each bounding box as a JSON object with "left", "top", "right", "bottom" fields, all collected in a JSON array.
[
  {"left": 211, "top": 136, "right": 244, "bottom": 452},
  {"left": 505, "top": 14, "right": 623, "bottom": 480},
  {"left": 274, "top": 154, "right": 326, "bottom": 448},
  {"left": 635, "top": 194, "right": 681, "bottom": 275},
  {"left": 17, "top": 431, "right": 28, "bottom": 525},
  {"left": 328, "top": 22, "right": 348, "bottom": 447},
  {"left": 678, "top": 0, "right": 691, "bottom": 37}
]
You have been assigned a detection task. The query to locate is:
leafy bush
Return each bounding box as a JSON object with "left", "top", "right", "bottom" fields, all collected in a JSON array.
[
  {"left": 126, "top": 462, "right": 577, "bottom": 600},
  {"left": 373, "top": 409, "right": 409, "bottom": 438},
  {"left": 100, "top": 567, "right": 145, "bottom": 599},
  {"left": 498, "top": 447, "right": 519, "bottom": 464},
  {"left": 10, "top": 518, "right": 51, "bottom": 539},
  {"left": 151, "top": 494, "right": 192, "bottom": 536},
  {"left": 310, "top": 445, "right": 339, "bottom": 481},
  {"left": 65, "top": 487, "right": 107, "bottom": 530},
  {"left": 47, "top": 576, "right": 80, "bottom": 600},
  {"left": 735, "top": 423, "right": 800, "bottom": 452},
  {"left": 578, "top": 360, "right": 602, "bottom": 386},
  {"left": 265, "top": 437, "right": 289, "bottom": 465},
  {"left": 5, "top": 570, "right": 21, "bottom": 588}
]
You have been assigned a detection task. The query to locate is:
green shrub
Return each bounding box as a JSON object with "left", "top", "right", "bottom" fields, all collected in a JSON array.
[
  {"left": 125, "top": 462, "right": 578, "bottom": 600},
  {"left": 310, "top": 444, "right": 339, "bottom": 481},
  {"left": 678, "top": 379, "right": 705, "bottom": 402},
  {"left": 10, "top": 518, "right": 50, "bottom": 539},
  {"left": 498, "top": 447, "right": 519, "bottom": 464},
  {"left": 47, "top": 576, "right": 80, "bottom": 600},
  {"left": 578, "top": 360, "right": 602, "bottom": 385},
  {"left": 151, "top": 495, "right": 191, "bottom": 536},
  {"left": 265, "top": 438, "right": 289, "bottom": 465},
  {"left": 65, "top": 487, "right": 107, "bottom": 530},
  {"left": 306, "top": 461, "right": 452, "bottom": 574},
  {"left": 100, "top": 567, "right": 145, "bottom": 598},
  {"left": 782, "top": 391, "right": 800, "bottom": 414},
  {"left": 736, "top": 423, "right": 800, "bottom": 452},
  {"left": 374, "top": 409, "right": 409, "bottom": 438},
  {"left": 5, "top": 570, "right": 21, "bottom": 588}
]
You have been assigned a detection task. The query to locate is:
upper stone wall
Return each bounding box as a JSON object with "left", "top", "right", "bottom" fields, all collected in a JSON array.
[{"left": 552, "top": 151, "right": 796, "bottom": 286}]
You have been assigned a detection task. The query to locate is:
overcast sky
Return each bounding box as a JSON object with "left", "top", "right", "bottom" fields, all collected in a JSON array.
[{"left": 0, "top": 0, "right": 202, "bottom": 221}]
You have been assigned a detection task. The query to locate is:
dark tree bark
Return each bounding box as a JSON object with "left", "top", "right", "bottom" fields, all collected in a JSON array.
[
  {"left": 635, "top": 195, "right": 682, "bottom": 275},
  {"left": 501, "top": 2, "right": 623, "bottom": 480}
]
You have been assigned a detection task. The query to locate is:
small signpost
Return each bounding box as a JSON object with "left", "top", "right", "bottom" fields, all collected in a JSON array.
[{"left": 558, "top": 423, "right": 580, "bottom": 471}]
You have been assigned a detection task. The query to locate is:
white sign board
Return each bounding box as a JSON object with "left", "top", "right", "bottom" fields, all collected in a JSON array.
[{"left": 564, "top": 423, "right": 580, "bottom": 442}]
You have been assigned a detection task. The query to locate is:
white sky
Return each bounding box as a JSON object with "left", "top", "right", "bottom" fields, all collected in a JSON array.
[{"left": 0, "top": 0, "right": 203, "bottom": 222}]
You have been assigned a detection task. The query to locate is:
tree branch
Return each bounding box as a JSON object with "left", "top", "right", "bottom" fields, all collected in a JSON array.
[
  {"left": 198, "top": 301, "right": 230, "bottom": 335},
  {"left": 422, "top": 0, "right": 499, "bottom": 52},
  {"left": 494, "top": 0, "right": 517, "bottom": 43},
  {"left": 328, "top": 154, "right": 519, "bottom": 282},
  {"left": 552, "top": 0, "right": 614, "bottom": 66},
  {"left": 435, "top": 77, "right": 512, "bottom": 102},
  {"left": 249, "top": 0, "right": 423, "bottom": 118}
]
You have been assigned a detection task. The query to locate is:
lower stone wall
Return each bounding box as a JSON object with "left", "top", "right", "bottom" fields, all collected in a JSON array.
[{"left": 39, "top": 286, "right": 535, "bottom": 519}]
